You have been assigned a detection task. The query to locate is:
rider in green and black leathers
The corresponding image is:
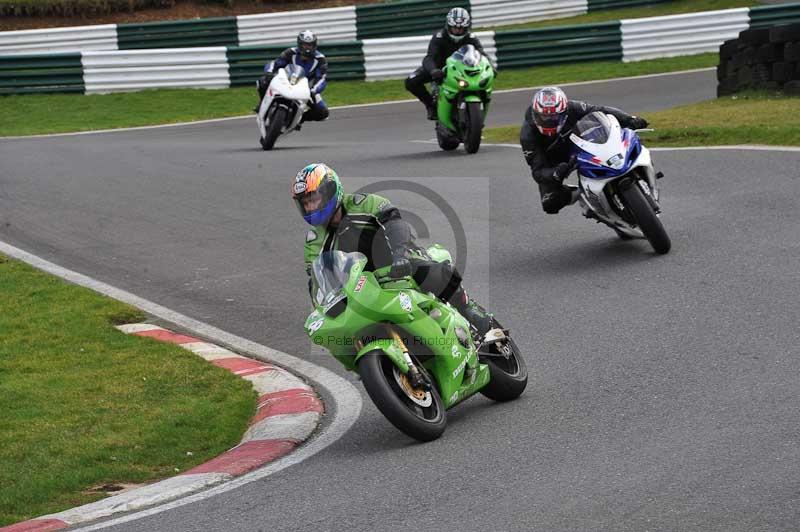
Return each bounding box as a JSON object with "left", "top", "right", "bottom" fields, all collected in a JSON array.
[{"left": 292, "top": 162, "right": 492, "bottom": 337}]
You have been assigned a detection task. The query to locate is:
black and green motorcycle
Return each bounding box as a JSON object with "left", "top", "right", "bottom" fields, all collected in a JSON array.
[
  {"left": 305, "top": 248, "right": 527, "bottom": 442},
  {"left": 433, "top": 44, "right": 496, "bottom": 154}
]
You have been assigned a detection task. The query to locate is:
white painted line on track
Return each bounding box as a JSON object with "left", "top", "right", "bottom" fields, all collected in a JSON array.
[
  {"left": 0, "top": 239, "right": 363, "bottom": 531},
  {"left": 470, "top": 142, "right": 800, "bottom": 152},
  {"left": 1, "top": 68, "right": 715, "bottom": 140}
]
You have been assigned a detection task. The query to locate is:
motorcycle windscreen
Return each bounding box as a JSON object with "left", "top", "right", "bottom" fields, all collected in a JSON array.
[
  {"left": 452, "top": 44, "right": 482, "bottom": 67},
  {"left": 284, "top": 64, "right": 307, "bottom": 85},
  {"left": 311, "top": 251, "right": 366, "bottom": 306},
  {"left": 575, "top": 111, "right": 613, "bottom": 144}
]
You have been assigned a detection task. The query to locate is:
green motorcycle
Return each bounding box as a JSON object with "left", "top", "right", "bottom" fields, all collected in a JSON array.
[
  {"left": 304, "top": 248, "right": 527, "bottom": 442},
  {"left": 434, "top": 44, "right": 495, "bottom": 154}
]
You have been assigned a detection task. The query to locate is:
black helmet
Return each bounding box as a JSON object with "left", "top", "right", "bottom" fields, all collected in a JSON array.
[
  {"left": 297, "top": 30, "right": 318, "bottom": 59},
  {"left": 445, "top": 7, "right": 471, "bottom": 42}
]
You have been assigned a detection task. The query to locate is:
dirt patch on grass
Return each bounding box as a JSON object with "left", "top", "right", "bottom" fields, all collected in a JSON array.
[{"left": 0, "top": 0, "right": 383, "bottom": 31}]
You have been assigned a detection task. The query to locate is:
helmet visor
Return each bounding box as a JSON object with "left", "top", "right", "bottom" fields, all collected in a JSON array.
[
  {"left": 533, "top": 111, "right": 567, "bottom": 135},
  {"left": 448, "top": 25, "right": 467, "bottom": 36},
  {"left": 299, "top": 42, "right": 316, "bottom": 55}
]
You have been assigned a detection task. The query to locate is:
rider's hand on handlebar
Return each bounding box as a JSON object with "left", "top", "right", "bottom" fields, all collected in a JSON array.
[
  {"left": 430, "top": 68, "right": 445, "bottom": 82},
  {"left": 553, "top": 157, "right": 577, "bottom": 182},
  {"left": 389, "top": 258, "right": 413, "bottom": 279}
]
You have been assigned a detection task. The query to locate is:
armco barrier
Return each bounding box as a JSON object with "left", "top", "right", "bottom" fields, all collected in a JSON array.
[
  {"left": 621, "top": 8, "right": 750, "bottom": 62},
  {"left": 0, "top": 0, "right": 751, "bottom": 56},
  {"left": 356, "top": 0, "right": 467, "bottom": 40},
  {"left": 749, "top": 3, "right": 800, "bottom": 29},
  {"left": 0, "top": 24, "right": 117, "bottom": 56},
  {"left": 81, "top": 48, "right": 230, "bottom": 94},
  {"left": 0, "top": 52, "right": 84, "bottom": 94},
  {"left": 494, "top": 21, "right": 621, "bottom": 69},
  {"left": 237, "top": 6, "right": 357, "bottom": 46},
  {"left": 362, "top": 31, "right": 496, "bottom": 80},
  {"left": 117, "top": 18, "right": 238, "bottom": 50},
  {"left": 471, "top": 0, "right": 586, "bottom": 27},
  {"left": 227, "top": 41, "right": 364, "bottom": 87}
]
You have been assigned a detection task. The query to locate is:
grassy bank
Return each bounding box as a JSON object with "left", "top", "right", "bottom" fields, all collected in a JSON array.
[
  {"left": 491, "top": 0, "right": 767, "bottom": 31},
  {"left": 0, "top": 254, "right": 256, "bottom": 526},
  {"left": 0, "top": 53, "right": 717, "bottom": 136},
  {"left": 482, "top": 92, "right": 800, "bottom": 147}
]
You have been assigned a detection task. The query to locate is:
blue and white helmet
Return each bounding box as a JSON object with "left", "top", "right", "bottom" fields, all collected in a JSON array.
[
  {"left": 445, "top": 7, "right": 471, "bottom": 42},
  {"left": 297, "top": 30, "right": 318, "bottom": 58}
]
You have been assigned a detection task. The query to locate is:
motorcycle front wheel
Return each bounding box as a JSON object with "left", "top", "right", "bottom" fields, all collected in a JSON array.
[
  {"left": 260, "top": 106, "right": 287, "bottom": 151},
  {"left": 358, "top": 352, "right": 446, "bottom": 442},
  {"left": 620, "top": 183, "right": 671, "bottom": 254},
  {"left": 462, "top": 101, "right": 483, "bottom": 154},
  {"left": 478, "top": 321, "right": 528, "bottom": 402}
]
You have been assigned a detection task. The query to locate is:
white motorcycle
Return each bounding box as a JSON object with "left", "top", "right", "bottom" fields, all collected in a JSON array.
[
  {"left": 568, "top": 111, "right": 670, "bottom": 254},
  {"left": 256, "top": 64, "right": 311, "bottom": 151}
]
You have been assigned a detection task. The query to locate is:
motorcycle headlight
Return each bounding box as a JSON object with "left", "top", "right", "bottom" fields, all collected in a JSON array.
[{"left": 457, "top": 79, "right": 468, "bottom": 89}]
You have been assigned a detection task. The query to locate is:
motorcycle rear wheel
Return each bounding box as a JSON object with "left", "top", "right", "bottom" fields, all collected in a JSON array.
[
  {"left": 462, "top": 101, "right": 483, "bottom": 154},
  {"left": 358, "top": 351, "right": 447, "bottom": 442},
  {"left": 479, "top": 320, "right": 528, "bottom": 402},
  {"left": 260, "top": 107, "right": 287, "bottom": 151},
  {"left": 620, "top": 183, "right": 671, "bottom": 254}
]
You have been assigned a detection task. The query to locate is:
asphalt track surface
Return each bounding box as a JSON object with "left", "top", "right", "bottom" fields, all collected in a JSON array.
[{"left": 2, "top": 69, "right": 800, "bottom": 531}]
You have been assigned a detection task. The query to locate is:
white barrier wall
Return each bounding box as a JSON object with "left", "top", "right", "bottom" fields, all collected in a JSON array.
[
  {"left": 471, "top": 0, "right": 587, "bottom": 27},
  {"left": 237, "top": 6, "right": 357, "bottom": 46},
  {"left": 363, "top": 31, "right": 496, "bottom": 81},
  {"left": 621, "top": 8, "right": 751, "bottom": 62},
  {"left": 81, "top": 48, "right": 229, "bottom": 94},
  {"left": 0, "top": 24, "right": 117, "bottom": 56}
]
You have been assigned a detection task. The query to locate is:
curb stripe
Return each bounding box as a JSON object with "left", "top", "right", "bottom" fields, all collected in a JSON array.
[
  {"left": 209, "top": 356, "right": 274, "bottom": 376},
  {"left": 133, "top": 328, "right": 201, "bottom": 344},
  {"left": 253, "top": 389, "right": 324, "bottom": 423},
  {"left": 182, "top": 439, "right": 298, "bottom": 476},
  {"left": 0, "top": 520, "right": 68, "bottom": 531}
]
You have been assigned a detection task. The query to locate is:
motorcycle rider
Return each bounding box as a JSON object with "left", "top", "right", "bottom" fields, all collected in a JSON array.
[
  {"left": 405, "top": 7, "right": 490, "bottom": 120},
  {"left": 293, "top": 162, "right": 493, "bottom": 338},
  {"left": 254, "top": 30, "right": 329, "bottom": 126},
  {"left": 521, "top": 86, "right": 649, "bottom": 215}
]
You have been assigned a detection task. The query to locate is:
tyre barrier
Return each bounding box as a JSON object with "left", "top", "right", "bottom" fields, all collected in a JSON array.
[{"left": 718, "top": 22, "right": 800, "bottom": 96}]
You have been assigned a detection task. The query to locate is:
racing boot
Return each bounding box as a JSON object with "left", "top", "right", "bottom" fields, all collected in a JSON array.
[
  {"left": 453, "top": 291, "right": 493, "bottom": 340},
  {"left": 426, "top": 103, "right": 437, "bottom": 121}
]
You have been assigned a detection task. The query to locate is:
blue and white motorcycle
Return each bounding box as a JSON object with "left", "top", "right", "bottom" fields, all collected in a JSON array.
[{"left": 568, "top": 111, "right": 670, "bottom": 254}]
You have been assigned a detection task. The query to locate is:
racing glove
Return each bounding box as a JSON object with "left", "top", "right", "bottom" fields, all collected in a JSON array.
[
  {"left": 389, "top": 257, "right": 413, "bottom": 279},
  {"left": 629, "top": 116, "right": 649, "bottom": 129},
  {"left": 553, "top": 161, "right": 574, "bottom": 183},
  {"left": 430, "top": 68, "right": 445, "bottom": 82}
]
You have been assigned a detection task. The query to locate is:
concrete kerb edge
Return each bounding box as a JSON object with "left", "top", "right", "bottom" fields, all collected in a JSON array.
[{"left": 0, "top": 240, "right": 363, "bottom": 531}]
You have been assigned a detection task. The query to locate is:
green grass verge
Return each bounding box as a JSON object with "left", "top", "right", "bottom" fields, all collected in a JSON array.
[
  {"left": 0, "top": 53, "right": 717, "bottom": 137},
  {"left": 482, "top": 92, "right": 800, "bottom": 147},
  {"left": 0, "top": 254, "right": 256, "bottom": 526},
  {"left": 488, "top": 0, "right": 766, "bottom": 31}
]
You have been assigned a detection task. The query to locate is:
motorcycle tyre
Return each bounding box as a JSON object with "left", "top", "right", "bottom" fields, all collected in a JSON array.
[
  {"left": 479, "top": 322, "right": 528, "bottom": 402},
  {"left": 436, "top": 123, "right": 460, "bottom": 151},
  {"left": 620, "top": 183, "right": 671, "bottom": 254},
  {"left": 260, "top": 106, "right": 287, "bottom": 151},
  {"left": 358, "top": 351, "right": 447, "bottom": 442},
  {"left": 463, "top": 101, "right": 483, "bottom": 154}
]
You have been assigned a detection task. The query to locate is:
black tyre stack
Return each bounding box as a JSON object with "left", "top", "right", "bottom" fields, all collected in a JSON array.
[{"left": 718, "top": 23, "right": 800, "bottom": 96}]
